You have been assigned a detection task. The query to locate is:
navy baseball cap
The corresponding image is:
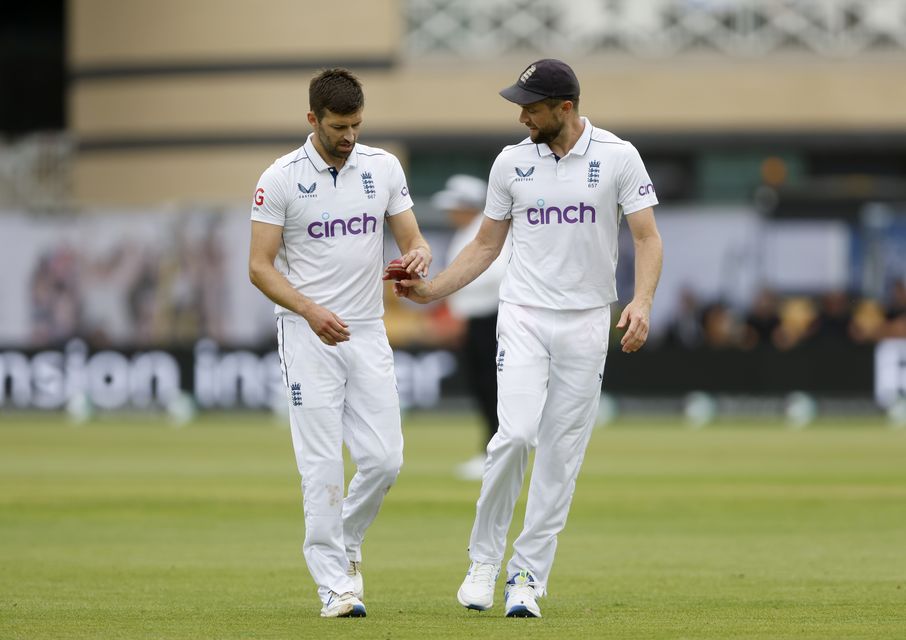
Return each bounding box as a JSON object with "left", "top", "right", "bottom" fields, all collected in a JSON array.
[{"left": 499, "top": 59, "right": 580, "bottom": 105}]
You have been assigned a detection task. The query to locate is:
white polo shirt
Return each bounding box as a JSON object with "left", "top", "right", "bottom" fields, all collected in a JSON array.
[
  {"left": 251, "top": 134, "right": 413, "bottom": 321},
  {"left": 484, "top": 117, "right": 658, "bottom": 310}
]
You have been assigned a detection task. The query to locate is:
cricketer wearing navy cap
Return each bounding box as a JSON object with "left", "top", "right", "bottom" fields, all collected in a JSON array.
[
  {"left": 498, "top": 58, "right": 581, "bottom": 105},
  {"left": 395, "top": 57, "right": 663, "bottom": 619}
]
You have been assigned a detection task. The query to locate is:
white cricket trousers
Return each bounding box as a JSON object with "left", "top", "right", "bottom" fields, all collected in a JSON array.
[
  {"left": 468, "top": 301, "right": 610, "bottom": 596},
  {"left": 277, "top": 316, "right": 403, "bottom": 605}
]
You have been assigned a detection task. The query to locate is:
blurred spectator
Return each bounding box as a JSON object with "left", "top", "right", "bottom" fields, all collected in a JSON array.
[
  {"left": 885, "top": 279, "right": 906, "bottom": 338},
  {"left": 849, "top": 298, "right": 886, "bottom": 344},
  {"left": 663, "top": 287, "right": 704, "bottom": 348},
  {"left": 432, "top": 174, "right": 511, "bottom": 480},
  {"left": 811, "top": 290, "right": 853, "bottom": 344},
  {"left": 198, "top": 222, "right": 227, "bottom": 343},
  {"left": 80, "top": 244, "right": 144, "bottom": 346},
  {"left": 742, "top": 287, "right": 781, "bottom": 349},
  {"left": 128, "top": 253, "right": 160, "bottom": 344},
  {"left": 773, "top": 297, "right": 817, "bottom": 350},
  {"left": 29, "top": 246, "right": 80, "bottom": 345},
  {"left": 701, "top": 301, "right": 745, "bottom": 349}
]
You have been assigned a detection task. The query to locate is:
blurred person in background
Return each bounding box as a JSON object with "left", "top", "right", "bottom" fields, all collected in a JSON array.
[
  {"left": 79, "top": 245, "right": 143, "bottom": 346},
  {"left": 884, "top": 278, "right": 906, "bottom": 337},
  {"left": 701, "top": 301, "right": 745, "bottom": 349},
  {"left": 812, "top": 289, "right": 853, "bottom": 344},
  {"left": 432, "top": 175, "right": 511, "bottom": 480},
  {"left": 396, "top": 59, "right": 662, "bottom": 618},
  {"left": 742, "top": 287, "right": 781, "bottom": 349},
  {"left": 248, "top": 68, "right": 431, "bottom": 619},
  {"left": 29, "top": 246, "right": 80, "bottom": 345},
  {"left": 773, "top": 297, "right": 818, "bottom": 350},
  {"left": 663, "top": 286, "right": 704, "bottom": 349},
  {"left": 849, "top": 298, "right": 887, "bottom": 343}
]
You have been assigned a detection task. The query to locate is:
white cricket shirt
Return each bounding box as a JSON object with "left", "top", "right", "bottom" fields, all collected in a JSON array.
[
  {"left": 484, "top": 117, "right": 658, "bottom": 310},
  {"left": 251, "top": 134, "right": 413, "bottom": 321}
]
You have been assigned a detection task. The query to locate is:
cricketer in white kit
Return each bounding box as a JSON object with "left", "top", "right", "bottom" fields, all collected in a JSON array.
[
  {"left": 396, "top": 59, "right": 663, "bottom": 618},
  {"left": 248, "top": 69, "right": 431, "bottom": 619}
]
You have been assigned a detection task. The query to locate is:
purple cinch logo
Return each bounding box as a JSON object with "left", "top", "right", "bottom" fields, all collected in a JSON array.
[
  {"left": 526, "top": 200, "right": 596, "bottom": 226},
  {"left": 307, "top": 212, "right": 378, "bottom": 238}
]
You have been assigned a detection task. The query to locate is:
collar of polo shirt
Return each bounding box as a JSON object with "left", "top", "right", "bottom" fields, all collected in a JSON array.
[
  {"left": 535, "top": 117, "right": 593, "bottom": 159},
  {"left": 303, "top": 133, "right": 359, "bottom": 172}
]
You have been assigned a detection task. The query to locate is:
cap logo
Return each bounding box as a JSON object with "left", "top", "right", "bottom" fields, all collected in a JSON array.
[{"left": 519, "top": 64, "right": 537, "bottom": 85}]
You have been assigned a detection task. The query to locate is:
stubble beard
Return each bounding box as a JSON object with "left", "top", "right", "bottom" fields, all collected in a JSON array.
[
  {"left": 318, "top": 129, "right": 354, "bottom": 162},
  {"left": 530, "top": 122, "right": 562, "bottom": 146}
]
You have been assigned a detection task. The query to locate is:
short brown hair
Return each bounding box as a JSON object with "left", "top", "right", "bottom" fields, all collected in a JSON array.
[
  {"left": 309, "top": 68, "right": 364, "bottom": 120},
  {"left": 543, "top": 96, "right": 579, "bottom": 110}
]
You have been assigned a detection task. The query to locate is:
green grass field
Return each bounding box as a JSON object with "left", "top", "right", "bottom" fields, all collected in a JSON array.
[{"left": 1, "top": 412, "right": 904, "bottom": 639}]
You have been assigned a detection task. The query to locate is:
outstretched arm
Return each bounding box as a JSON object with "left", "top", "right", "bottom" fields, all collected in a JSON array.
[
  {"left": 398, "top": 216, "right": 511, "bottom": 303},
  {"left": 248, "top": 220, "right": 350, "bottom": 345},
  {"left": 617, "top": 207, "right": 662, "bottom": 353}
]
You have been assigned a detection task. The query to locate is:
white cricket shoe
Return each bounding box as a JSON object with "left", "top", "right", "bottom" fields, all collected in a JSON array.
[
  {"left": 455, "top": 454, "right": 486, "bottom": 481},
  {"left": 347, "top": 560, "right": 364, "bottom": 601},
  {"left": 457, "top": 561, "right": 500, "bottom": 611},
  {"left": 320, "top": 591, "right": 366, "bottom": 618},
  {"left": 504, "top": 570, "right": 542, "bottom": 618}
]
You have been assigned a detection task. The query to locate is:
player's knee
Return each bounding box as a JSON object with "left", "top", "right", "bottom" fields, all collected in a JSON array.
[
  {"left": 498, "top": 429, "right": 535, "bottom": 451},
  {"left": 373, "top": 449, "right": 403, "bottom": 484}
]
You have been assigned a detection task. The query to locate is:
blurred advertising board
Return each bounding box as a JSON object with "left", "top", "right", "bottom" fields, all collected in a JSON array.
[{"left": 0, "top": 339, "right": 459, "bottom": 411}]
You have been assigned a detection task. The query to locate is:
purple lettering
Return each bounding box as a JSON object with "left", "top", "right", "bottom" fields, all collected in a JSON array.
[
  {"left": 329, "top": 219, "right": 347, "bottom": 237},
  {"left": 526, "top": 202, "right": 597, "bottom": 225},
  {"left": 307, "top": 212, "right": 381, "bottom": 239}
]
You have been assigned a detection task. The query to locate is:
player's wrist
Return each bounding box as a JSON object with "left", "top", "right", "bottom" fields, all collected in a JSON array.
[
  {"left": 425, "top": 278, "right": 445, "bottom": 302},
  {"left": 297, "top": 297, "right": 317, "bottom": 320}
]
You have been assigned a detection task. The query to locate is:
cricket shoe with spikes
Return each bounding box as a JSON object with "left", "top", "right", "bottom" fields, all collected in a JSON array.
[
  {"left": 504, "top": 570, "right": 542, "bottom": 618},
  {"left": 320, "top": 591, "right": 366, "bottom": 618},
  {"left": 457, "top": 561, "right": 500, "bottom": 611}
]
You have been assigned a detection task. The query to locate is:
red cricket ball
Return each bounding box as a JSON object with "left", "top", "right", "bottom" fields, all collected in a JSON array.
[{"left": 385, "top": 258, "right": 416, "bottom": 281}]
